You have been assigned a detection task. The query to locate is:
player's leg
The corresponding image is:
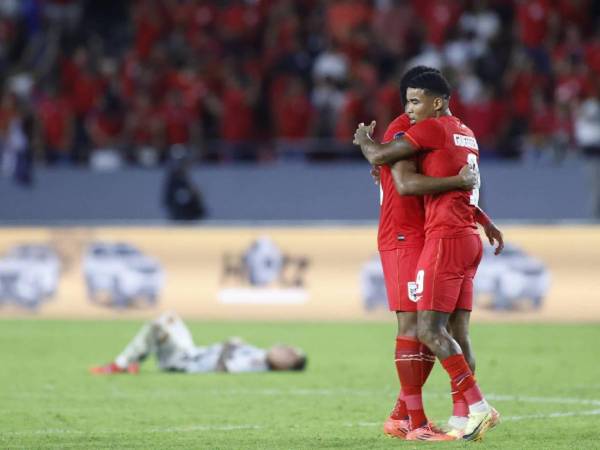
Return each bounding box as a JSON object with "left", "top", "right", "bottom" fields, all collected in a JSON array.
[
  {"left": 380, "top": 249, "right": 410, "bottom": 438},
  {"left": 153, "top": 311, "right": 196, "bottom": 351},
  {"left": 387, "top": 247, "right": 443, "bottom": 438},
  {"left": 90, "top": 321, "right": 158, "bottom": 374},
  {"left": 446, "top": 310, "right": 473, "bottom": 432},
  {"left": 449, "top": 310, "right": 475, "bottom": 372},
  {"left": 382, "top": 247, "right": 430, "bottom": 438},
  {"left": 417, "top": 236, "right": 498, "bottom": 441},
  {"left": 151, "top": 311, "right": 200, "bottom": 370}
]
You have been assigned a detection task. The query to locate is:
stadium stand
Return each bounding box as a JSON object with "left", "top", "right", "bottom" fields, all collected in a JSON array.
[{"left": 0, "top": 0, "right": 598, "bottom": 217}]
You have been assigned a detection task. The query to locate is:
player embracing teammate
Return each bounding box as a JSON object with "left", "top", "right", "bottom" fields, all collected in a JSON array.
[{"left": 353, "top": 67, "right": 503, "bottom": 442}]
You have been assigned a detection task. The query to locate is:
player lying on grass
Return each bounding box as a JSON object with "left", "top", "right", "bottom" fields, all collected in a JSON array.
[
  {"left": 91, "top": 312, "right": 307, "bottom": 374},
  {"left": 354, "top": 71, "right": 501, "bottom": 442},
  {"left": 364, "top": 66, "right": 504, "bottom": 442}
]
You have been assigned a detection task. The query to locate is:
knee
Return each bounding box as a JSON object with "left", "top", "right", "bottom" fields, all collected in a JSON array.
[
  {"left": 396, "top": 313, "right": 418, "bottom": 337},
  {"left": 417, "top": 323, "right": 438, "bottom": 348},
  {"left": 466, "top": 354, "right": 476, "bottom": 373}
]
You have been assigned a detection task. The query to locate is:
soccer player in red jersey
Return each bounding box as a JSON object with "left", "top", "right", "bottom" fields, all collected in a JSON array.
[
  {"left": 375, "top": 66, "right": 482, "bottom": 441},
  {"left": 355, "top": 71, "right": 502, "bottom": 442}
]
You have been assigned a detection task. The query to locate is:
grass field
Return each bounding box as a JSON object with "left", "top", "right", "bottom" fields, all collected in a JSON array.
[{"left": 2, "top": 320, "right": 600, "bottom": 449}]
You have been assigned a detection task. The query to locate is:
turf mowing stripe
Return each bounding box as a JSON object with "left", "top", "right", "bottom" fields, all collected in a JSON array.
[
  {"left": 2, "top": 425, "right": 263, "bottom": 437},
  {"left": 8, "top": 389, "right": 600, "bottom": 406},
  {"left": 6, "top": 409, "right": 600, "bottom": 437}
]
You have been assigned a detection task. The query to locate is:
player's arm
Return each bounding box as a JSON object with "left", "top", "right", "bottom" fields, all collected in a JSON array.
[
  {"left": 390, "top": 160, "right": 477, "bottom": 195},
  {"left": 474, "top": 207, "right": 504, "bottom": 255},
  {"left": 215, "top": 338, "right": 244, "bottom": 372},
  {"left": 353, "top": 121, "right": 417, "bottom": 165}
]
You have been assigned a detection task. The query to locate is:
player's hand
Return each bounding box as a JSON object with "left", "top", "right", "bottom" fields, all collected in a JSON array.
[
  {"left": 458, "top": 164, "right": 478, "bottom": 190},
  {"left": 370, "top": 165, "right": 381, "bottom": 185},
  {"left": 483, "top": 223, "right": 504, "bottom": 255},
  {"left": 353, "top": 120, "right": 376, "bottom": 147}
]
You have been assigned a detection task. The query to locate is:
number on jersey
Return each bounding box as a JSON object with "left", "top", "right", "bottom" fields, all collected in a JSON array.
[
  {"left": 467, "top": 153, "right": 481, "bottom": 207},
  {"left": 407, "top": 269, "right": 425, "bottom": 302}
]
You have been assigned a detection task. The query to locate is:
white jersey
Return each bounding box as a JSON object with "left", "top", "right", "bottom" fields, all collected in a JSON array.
[
  {"left": 116, "top": 312, "right": 271, "bottom": 373},
  {"left": 174, "top": 343, "right": 269, "bottom": 373}
]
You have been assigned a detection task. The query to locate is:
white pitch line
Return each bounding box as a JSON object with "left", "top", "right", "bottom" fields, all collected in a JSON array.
[
  {"left": 503, "top": 409, "right": 600, "bottom": 421},
  {"left": 343, "top": 408, "right": 600, "bottom": 428},
  {"left": 4, "top": 393, "right": 600, "bottom": 438},
  {"left": 484, "top": 394, "right": 600, "bottom": 407}
]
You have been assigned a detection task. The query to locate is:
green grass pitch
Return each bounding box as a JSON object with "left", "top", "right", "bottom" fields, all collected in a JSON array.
[{"left": 2, "top": 320, "right": 600, "bottom": 449}]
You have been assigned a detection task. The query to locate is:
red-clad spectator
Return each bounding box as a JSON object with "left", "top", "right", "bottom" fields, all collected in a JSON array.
[
  {"left": 411, "top": 0, "right": 462, "bottom": 47},
  {"left": 372, "top": 0, "right": 416, "bottom": 55},
  {"left": 219, "top": 75, "right": 256, "bottom": 142},
  {"left": 372, "top": 79, "right": 402, "bottom": 142},
  {"left": 351, "top": 58, "right": 378, "bottom": 92},
  {"left": 505, "top": 56, "right": 549, "bottom": 118},
  {"left": 556, "top": 0, "right": 590, "bottom": 31},
  {"left": 69, "top": 68, "right": 104, "bottom": 119},
  {"left": 188, "top": 0, "right": 219, "bottom": 30},
  {"left": 326, "top": 0, "right": 372, "bottom": 43},
  {"left": 132, "top": 0, "right": 167, "bottom": 60},
  {"left": 527, "top": 93, "right": 573, "bottom": 160},
  {"left": 516, "top": 0, "right": 554, "bottom": 48},
  {"left": 37, "top": 87, "right": 74, "bottom": 163},
  {"left": 554, "top": 61, "right": 593, "bottom": 104},
  {"left": 165, "top": 64, "right": 208, "bottom": 112},
  {"left": 86, "top": 97, "right": 123, "bottom": 153},
  {"left": 219, "top": 0, "right": 262, "bottom": 44},
  {"left": 124, "top": 91, "right": 161, "bottom": 152},
  {"left": 61, "top": 47, "right": 105, "bottom": 119},
  {"left": 159, "top": 90, "right": 198, "bottom": 148},
  {"left": 273, "top": 77, "right": 313, "bottom": 140},
  {"left": 531, "top": 98, "right": 571, "bottom": 138},
  {"left": 585, "top": 30, "right": 600, "bottom": 75},
  {"left": 335, "top": 80, "right": 369, "bottom": 142},
  {"left": 552, "top": 24, "right": 585, "bottom": 65},
  {"left": 462, "top": 88, "right": 507, "bottom": 153},
  {"left": 0, "top": 91, "right": 17, "bottom": 138}
]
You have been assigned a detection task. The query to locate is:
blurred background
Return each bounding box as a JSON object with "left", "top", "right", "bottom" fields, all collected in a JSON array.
[{"left": 0, "top": 0, "right": 599, "bottom": 321}]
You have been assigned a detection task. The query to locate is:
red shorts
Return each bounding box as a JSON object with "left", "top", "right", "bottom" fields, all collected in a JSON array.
[
  {"left": 413, "top": 235, "right": 483, "bottom": 313},
  {"left": 380, "top": 245, "right": 423, "bottom": 312}
]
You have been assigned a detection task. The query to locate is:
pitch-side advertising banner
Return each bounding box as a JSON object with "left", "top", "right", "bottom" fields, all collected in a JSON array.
[{"left": 0, "top": 226, "right": 598, "bottom": 322}]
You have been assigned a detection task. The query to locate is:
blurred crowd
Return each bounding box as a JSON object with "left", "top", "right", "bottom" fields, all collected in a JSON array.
[{"left": 1, "top": 0, "right": 600, "bottom": 180}]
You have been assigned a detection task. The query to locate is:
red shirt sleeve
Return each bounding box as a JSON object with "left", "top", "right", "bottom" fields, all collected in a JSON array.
[
  {"left": 403, "top": 118, "right": 446, "bottom": 151},
  {"left": 382, "top": 114, "right": 411, "bottom": 143}
]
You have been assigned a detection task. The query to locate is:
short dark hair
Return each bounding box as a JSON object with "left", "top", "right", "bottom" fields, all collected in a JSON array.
[
  {"left": 400, "top": 66, "right": 440, "bottom": 105},
  {"left": 406, "top": 71, "right": 451, "bottom": 100},
  {"left": 291, "top": 354, "right": 307, "bottom": 371}
]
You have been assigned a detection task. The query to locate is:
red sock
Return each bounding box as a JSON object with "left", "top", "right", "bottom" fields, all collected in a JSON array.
[
  {"left": 395, "top": 336, "right": 428, "bottom": 428},
  {"left": 389, "top": 389, "right": 408, "bottom": 420},
  {"left": 451, "top": 381, "right": 469, "bottom": 417},
  {"left": 441, "top": 354, "right": 484, "bottom": 406}
]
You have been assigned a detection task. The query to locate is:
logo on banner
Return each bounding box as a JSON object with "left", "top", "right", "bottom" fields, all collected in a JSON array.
[
  {"left": 474, "top": 243, "right": 550, "bottom": 311},
  {"left": 0, "top": 244, "right": 62, "bottom": 310},
  {"left": 219, "top": 236, "right": 309, "bottom": 304},
  {"left": 83, "top": 242, "right": 164, "bottom": 309},
  {"left": 360, "top": 255, "right": 388, "bottom": 311}
]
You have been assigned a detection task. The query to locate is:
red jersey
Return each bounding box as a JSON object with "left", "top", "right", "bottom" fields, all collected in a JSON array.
[
  {"left": 404, "top": 116, "right": 479, "bottom": 240},
  {"left": 377, "top": 113, "right": 425, "bottom": 250}
]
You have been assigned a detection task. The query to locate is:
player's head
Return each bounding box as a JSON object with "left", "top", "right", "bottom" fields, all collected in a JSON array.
[
  {"left": 405, "top": 71, "right": 451, "bottom": 123},
  {"left": 266, "top": 345, "right": 307, "bottom": 371},
  {"left": 400, "top": 66, "right": 441, "bottom": 107}
]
